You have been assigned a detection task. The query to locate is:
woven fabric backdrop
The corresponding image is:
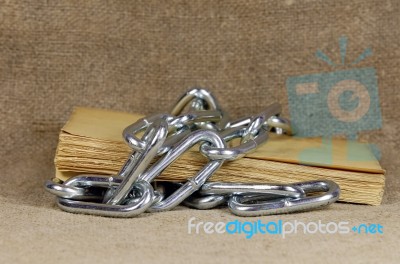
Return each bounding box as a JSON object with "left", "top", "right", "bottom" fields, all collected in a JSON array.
[{"left": 1, "top": 1, "right": 399, "bottom": 263}]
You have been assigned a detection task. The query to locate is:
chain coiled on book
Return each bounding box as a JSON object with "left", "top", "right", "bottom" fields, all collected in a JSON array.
[{"left": 45, "top": 88, "right": 340, "bottom": 217}]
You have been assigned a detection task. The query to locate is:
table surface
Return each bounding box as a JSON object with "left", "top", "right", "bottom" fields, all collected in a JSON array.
[{"left": 1, "top": 159, "right": 399, "bottom": 264}]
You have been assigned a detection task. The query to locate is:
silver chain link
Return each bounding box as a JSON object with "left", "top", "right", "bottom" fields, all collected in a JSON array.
[{"left": 45, "top": 88, "right": 340, "bottom": 217}]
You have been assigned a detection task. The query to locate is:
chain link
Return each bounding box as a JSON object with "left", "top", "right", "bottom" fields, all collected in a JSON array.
[{"left": 45, "top": 88, "right": 340, "bottom": 217}]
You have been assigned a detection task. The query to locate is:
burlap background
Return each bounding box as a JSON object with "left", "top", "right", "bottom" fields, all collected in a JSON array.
[{"left": 1, "top": 1, "right": 399, "bottom": 263}]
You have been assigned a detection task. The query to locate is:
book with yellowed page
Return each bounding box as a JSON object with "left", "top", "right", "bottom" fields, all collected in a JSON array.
[{"left": 55, "top": 107, "right": 385, "bottom": 205}]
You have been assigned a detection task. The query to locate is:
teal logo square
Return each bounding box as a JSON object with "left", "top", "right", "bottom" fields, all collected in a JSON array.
[{"left": 286, "top": 67, "right": 381, "bottom": 138}]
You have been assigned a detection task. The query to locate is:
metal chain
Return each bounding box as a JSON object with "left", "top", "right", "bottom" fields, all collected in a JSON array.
[{"left": 45, "top": 88, "right": 340, "bottom": 217}]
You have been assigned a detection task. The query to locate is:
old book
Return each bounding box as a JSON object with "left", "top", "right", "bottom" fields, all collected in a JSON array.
[{"left": 55, "top": 107, "right": 385, "bottom": 205}]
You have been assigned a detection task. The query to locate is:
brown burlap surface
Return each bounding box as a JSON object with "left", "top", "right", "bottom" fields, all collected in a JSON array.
[{"left": 1, "top": 1, "right": 399, "bottom": 263}]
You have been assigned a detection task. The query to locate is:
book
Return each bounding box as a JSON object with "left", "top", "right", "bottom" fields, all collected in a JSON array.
[{"left": 54, "top": 107, "right": 385, "bottom": 205}]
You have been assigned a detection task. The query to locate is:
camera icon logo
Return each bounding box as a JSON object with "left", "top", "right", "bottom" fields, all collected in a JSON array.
[
  {"left": 286, "top": 36, "right": 382, "bottom": 162},
  {"left": 286, "top": 36, "right": 382, "bottom": 139}
]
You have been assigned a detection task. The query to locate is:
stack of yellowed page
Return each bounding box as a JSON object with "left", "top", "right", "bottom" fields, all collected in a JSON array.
[{"left": 55, "top": 107, "right": 385, "bottom": 205}]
